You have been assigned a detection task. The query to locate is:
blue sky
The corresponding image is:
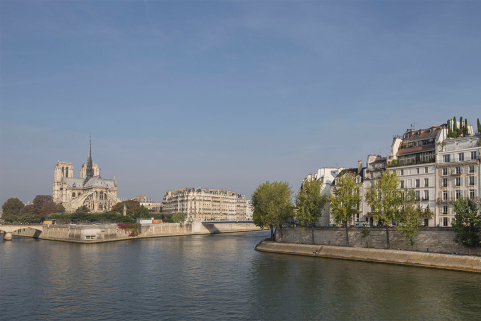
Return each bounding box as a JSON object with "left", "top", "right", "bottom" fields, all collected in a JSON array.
[{"left": 1, "top": 0, "right": 480, "bottom": 205}]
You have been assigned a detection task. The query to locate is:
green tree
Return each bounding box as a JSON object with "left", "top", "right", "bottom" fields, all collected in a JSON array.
[
  {"left": 366, "top": 170, "right": 402, "bottom": 249},
  {"left": 328, "top": 172, "right": 361, "bottom": 247},
  {"left": 477, "top": 118, "right": 481, "bottom": 133},
  {"left": 452, "top": 116, "right": 458, "bottom": 137},
  {"left": 18, "top": 213, "right": 42, "bottom": 224},
  {"left": 463, "top": 119, "right": 469, "bottom": 136},
  {"left": 76, "top": 205, "right": 90, "bottom": 213},
  {"left": 56, "top": 204, "right": 66, "bottom": 213},
  {"left": 396, "top": 189, "right": 422, "bottom": 247},
  {"left": 112, "top": 200, "right": 140, "bottom": 216},
  {"left": 39, "top": 202, "right": 58, "bottom": 219},
  {"left": 451, "top": 197, "right": 481, "bottom": 252},
  {"left": 296, "top": 179, "right": 328, "bottom": 244},
  {"left": 252, "top": 181, "right": 293, "bottom": 240},
  {"left": 2, "top": 198, "right": 24, "bottom": 217},
  {"left": 134, "top": 205, "right": 150, "bottom": 219},
  {"left": 172, "top": 212, "right": 185, "bottom": 222}
]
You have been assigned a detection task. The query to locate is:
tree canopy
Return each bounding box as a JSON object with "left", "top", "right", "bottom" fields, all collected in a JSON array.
[
  {"left": 2, "top": 198, "right": 24, "bottom": 217},
  {"left": 396, "top": 189, "right": 422, "bottom": 246},
  {"left": 328, "top": 172, "right": 361, "bottom": 246},
  {"left": 451, "top": 197, "right": 481, "bottom": 250},
  {"left": 134, "top": 205, "right": 150, "bottom": 219},
  {"left": 296, "top": 179, "right": 328, "bottom": 227},
  {"left": 252, "top": 181, "right": 293, "bottom": 240},
  {"left": 172, "top": 212, "right": 185, "bottom": 222},
  {"left": 112, "top": 200, "right": 140, "bottom": 216},
  {"left": 365, "top": 170, "right": 403, "bottom": 248}
]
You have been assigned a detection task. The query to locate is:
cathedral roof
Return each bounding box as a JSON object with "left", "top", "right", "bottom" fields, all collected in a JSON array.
[
  {"left": 66, "top": 178, "right": 85, "bottom": 188},
  {"left": 83, "top": 176, "right": 116, "bottom": 188}
]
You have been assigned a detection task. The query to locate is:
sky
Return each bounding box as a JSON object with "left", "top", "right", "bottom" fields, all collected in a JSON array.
[{"left": 1, "top": 0, "right": 480, "bottom": 205}]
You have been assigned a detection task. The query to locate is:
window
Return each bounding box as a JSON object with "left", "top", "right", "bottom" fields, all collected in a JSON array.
[
  {"left": 416, "top": 179, "right": 420, "bottom": 188},
  {"left": 456, "top": 190, "right": 461, "bottom": 200},
  {"left": 443, "top": 191, "right": 448, "bottom": 200},
  {"left": 424, "top": 190, "right": 429, "bottom": 201},
  {"left": 425, "top": 167, "right": 429, "bottom": 173},
  {"left": 470, "top": 190, "right": 475, "bottom": 199},
  {"left": 456, "top": 166, "right": 462, "bottom": 174},
  {"left": 443, "top": 217, "right": 448, "bottom": 227},
  {"left": 370, "top": 173, "right": 373, "bottom": 179},
  {"left": 424, "top": 219, "right": 429, "bottom": 227},
  {"left": 456, "top": 177, "right": 461, "bottom": 186},
  {"left": 424, "top": 178, "right": 429, "bottom": 187},
  {"left": 458, "top": 153, "right": 464, "bottom": 162},
  {"left": 400, "top": 169, "right": 404, "bottom": 176},
  {"left": 443, "top": 206, "right": 448, "bottom": 214},
  {"left": 442, "top": 178, "right": 448, "bottom": 187},
  {"left": 470, "top": 176, "right": 475, "bottom": 186},
  {"left": 471, "top": 151, "right": 477, "bottom": 160},
  {"left": 416, "top": 191, "right": 420, "bottom": 201},
  {"left": 400, "top": 180, "right": 404, "bottom": 188},
  {"left": 443, "top": 168, "right": 448, "bottom": 175},
  {"left": 416, "top": 168, "right": 420, "bottom": 174},
  {"left": 72, "top": 192, "right": 76, "bottom": 197},
  {"left": 470, "top": 166, "right": 475, "bottom": 173},
  {"left": 444, "top": 155, "right": 450, "bottom": 163}
]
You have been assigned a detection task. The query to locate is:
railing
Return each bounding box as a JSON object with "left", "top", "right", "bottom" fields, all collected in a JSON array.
[
  {"left": 437, "top": 155, "right": 479, "bottom": 164},
  {"left": 444, "top": 141, "right": 479, "bottom": 151},
  {"left": 437, "top": 197, "right": 481, "bottom": 203},
  {"left": 388, "top": 158, "right": 435, "bottom": 167},
  {"left": 451, "top": 168, "right": 463, "bottom": 175}
]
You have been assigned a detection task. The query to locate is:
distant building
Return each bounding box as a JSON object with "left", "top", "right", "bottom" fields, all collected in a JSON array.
[
  {"left": 132, "top": 196, "right": 161, "bottom": 212},
  {"left": 52, "top": 137, "right": 121, "bottom": 212},
  {"left": 246, "top": 200, "right": 253, "bottom": 220},
  {"left": 162, "top": 187, "right": 249, "bottom": 221}
]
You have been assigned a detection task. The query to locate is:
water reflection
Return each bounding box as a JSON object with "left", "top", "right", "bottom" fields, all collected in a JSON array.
[{"left": 1, "top": 232, "right": 480, "bottom": 320}]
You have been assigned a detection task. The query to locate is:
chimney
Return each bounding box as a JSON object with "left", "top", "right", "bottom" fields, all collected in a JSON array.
[{"left": 358, "top": 160, "right": 362, "bottom": 174}]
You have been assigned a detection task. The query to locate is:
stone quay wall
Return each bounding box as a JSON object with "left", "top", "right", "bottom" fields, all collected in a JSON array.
[
  {"left": 10, "top": 222, "right": 260, "bottom": 243},
  {"left": 275, "top": 227, "right": 481, "bottom": 256},
  {"left": 255, "top": 240, "right": 481, "bottom": 272}
]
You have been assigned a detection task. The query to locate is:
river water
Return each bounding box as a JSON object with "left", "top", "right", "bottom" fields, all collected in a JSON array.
[{"left": 1, "top": 231, "right": 480, "bottom": 320}]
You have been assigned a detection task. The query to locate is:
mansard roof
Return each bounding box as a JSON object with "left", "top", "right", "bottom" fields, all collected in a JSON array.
[{"left": 402, "top": 126, "right": 441, "bottom": 141}]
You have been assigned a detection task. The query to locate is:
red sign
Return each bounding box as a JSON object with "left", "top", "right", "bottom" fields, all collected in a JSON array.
[{"left": 27, "top": 225, "right": 31, "bottom": 228}]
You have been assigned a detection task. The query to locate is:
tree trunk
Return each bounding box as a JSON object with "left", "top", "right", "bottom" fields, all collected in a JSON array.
[
  {"left": 270, "top": 225, "right": 274, "bottom": 241},
  {"left": 345, "top": 223, "right": 349, "bottom": 247},
  {"left": 386, "top": 226, "right": 390, "bottom": 249}
]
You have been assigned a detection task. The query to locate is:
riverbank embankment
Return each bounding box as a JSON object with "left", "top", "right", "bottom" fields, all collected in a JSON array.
[
  {"left": 4, "top": 221, "right": 261, "bottom": 243},
  {"left": 255, "top": 240, "right": 481, "bottom": 272}
]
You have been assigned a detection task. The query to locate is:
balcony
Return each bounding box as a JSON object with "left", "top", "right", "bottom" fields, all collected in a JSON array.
[
  {"left": 388, "top": 157, "right": 435, "bottom": 167},
  {"left": 437, "top": 155, "right": 479, "bottom": 164},
  {"left": 437, "top": 197, "right": 455, "bottom": 204}
]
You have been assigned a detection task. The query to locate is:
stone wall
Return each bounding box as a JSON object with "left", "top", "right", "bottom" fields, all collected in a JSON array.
[
  {"left": 275, "top": 227, "right": 481, "bottom": 256},
  {"left": 256, "top": 240, "right": 481, "bottom": 272}
]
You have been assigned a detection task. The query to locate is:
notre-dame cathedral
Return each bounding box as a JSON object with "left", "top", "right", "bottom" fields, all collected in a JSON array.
[{"left": 53, "top": 137, "right": 121, "bottom": 212}]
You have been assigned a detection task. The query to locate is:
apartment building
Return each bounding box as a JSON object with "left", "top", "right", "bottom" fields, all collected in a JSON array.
[
  {"left": 436, "top": 135, "right": 480, "bottom": 226},
  {"left": 162, "top": 187, "right": 249, "bottom": 221}
]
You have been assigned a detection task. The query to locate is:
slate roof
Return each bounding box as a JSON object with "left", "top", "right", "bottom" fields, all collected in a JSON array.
[
  {"left": 331, "top": 167, "right": 365, "bottom": 186},
  {"left": 403, "top": 126, "right": 440, "bottom": 141},
  {"left": 66, "top": 178, "right": 85, "bottom": 188},
  {"left": 83, "top": 176, "right": 116, "bottom": 188}
]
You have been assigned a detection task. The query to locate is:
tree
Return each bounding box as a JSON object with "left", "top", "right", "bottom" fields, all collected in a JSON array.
[
  {"left": 2, "top": 198, "right": 24, "bottom": 217},
  {"left": 56, "top": 204, "right": 66, "bottom": 213},
  {"left": 18, "top": 213, "right": 42, "bottom": 224},
  {"left": 112, "top": 200, "right": 140, "bottom": 215},
  {"left": 477, "top": 118, "right": 481, "bottom": 134},
  {"left": 451, "top": 197, "right": 481, "bottom": 252},
  {"left": 172, "top": 212, "right": 185, "bottom": 222},
  {"left": 296, "top": 179, "right": 328, "bottom": 244},
  {"left": 21, "top": 204, "right": 33, "bottom": 215},
  {"left": 134, "top": 205, "right": 150, "bottom": 219},
  {"left": 252, "top": 181, "right": 293, "bottom": 240},
  {"left": 328, "top": 172, "right": 361, "bottom": 247},
  {"left": 76, "top": 205, "right": 90, "bottom": 213},
  {"left": 32, "top": 195, "right": 54, "bottom": 216},
  {"left": 39, "top": 202, "right": 57, "bottom": 219},
  {"left": 366, "top": 170, "right": 402, "bottom": 249},
  {"left": 396, "top": 189, "right": 422, "bottom": 247}
]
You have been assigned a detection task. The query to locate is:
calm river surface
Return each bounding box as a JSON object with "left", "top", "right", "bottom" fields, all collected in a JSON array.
[{"left": 1, "top": 231, "right": 481, "bottom": 320}]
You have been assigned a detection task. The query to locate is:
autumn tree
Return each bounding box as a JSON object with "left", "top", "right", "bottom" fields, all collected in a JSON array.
[
  {"left": 329, "top": 172, "right": 361, "bottom": 247},
  {"left": 112, "top": 200, "right": 140, "bottom": 216},
  {"left": 33, "top": 195, "right": 54, "bottom": 216},
  {"left": 451, "top": 197, "right": 481, "bottom": 252},
  {"left": 296, "top": 179, "right": 328, "bottom": 244},
  {"left": 252, "top": 181, "right": 293, "bottom": 240},
  {"left": 366, "top": 170, "right": 403, "bottom": 249}
]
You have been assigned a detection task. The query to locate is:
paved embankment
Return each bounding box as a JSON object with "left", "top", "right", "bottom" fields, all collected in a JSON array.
[{"left": 255, "top": 240, "right": 481, "bottom": 272}]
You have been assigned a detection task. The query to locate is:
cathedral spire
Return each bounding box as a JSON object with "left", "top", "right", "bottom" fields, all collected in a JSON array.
[{"left": 86, "top": 133, "right": 94, "bottom": 179}]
